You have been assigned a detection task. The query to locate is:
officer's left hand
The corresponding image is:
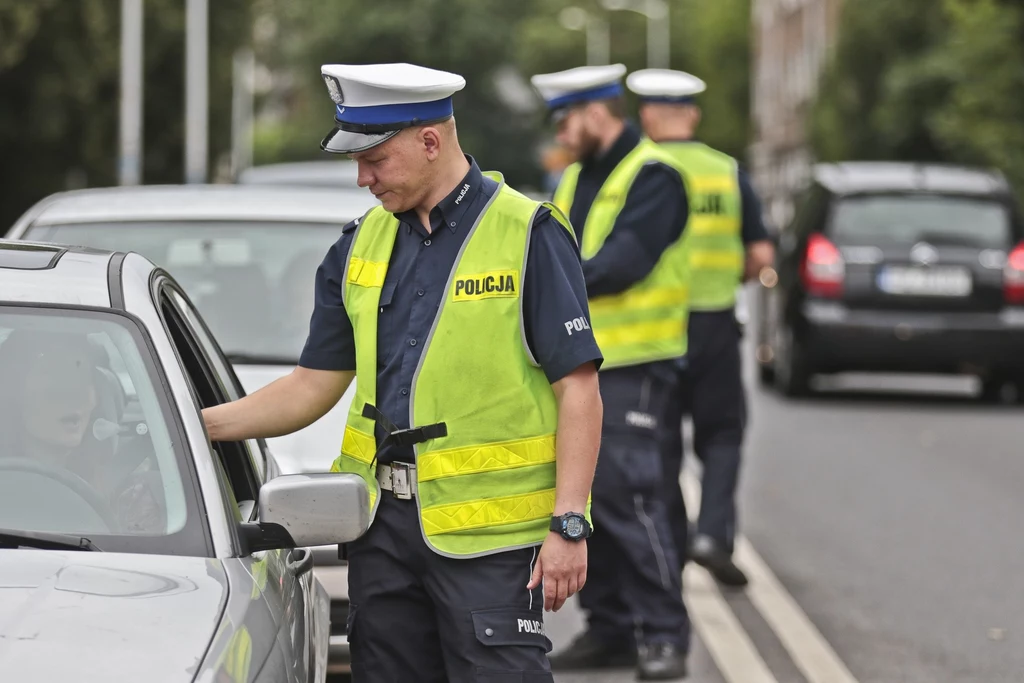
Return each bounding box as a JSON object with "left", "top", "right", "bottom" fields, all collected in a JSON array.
[{"left": 528, "top": 533, "right": 587, "bottom": 612}]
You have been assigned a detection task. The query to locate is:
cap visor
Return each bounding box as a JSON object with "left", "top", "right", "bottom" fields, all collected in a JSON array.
[{"left": 320, "top": 127, "right": 399, "bottom": 154}]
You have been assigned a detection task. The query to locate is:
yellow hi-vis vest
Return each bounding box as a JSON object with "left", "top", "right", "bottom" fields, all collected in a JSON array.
[
  {"left": 553, "top": 139, "right": 690, "bottom": 368},
  {"left": 332, "top": 173, "right": 591, "bottom": 558},
  {"left": 661, "top": 142, "right": 744, "bottom": 311}
]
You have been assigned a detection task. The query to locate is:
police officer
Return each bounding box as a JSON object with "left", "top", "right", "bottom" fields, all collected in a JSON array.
[
  {"left": 202, "top": 63, "right": 605, "bottom": 683},
  {"left": 530, "top": 64, "right": 690, "bottom": 681},
  {"left": 626, "top": 69, "right": 775, "bottom": 588}
]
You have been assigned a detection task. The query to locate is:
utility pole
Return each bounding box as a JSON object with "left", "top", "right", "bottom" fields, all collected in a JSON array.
[
  {"left": 119, "top": 0, "right": 144, "bottom": 186},
  {"left": 185, "top": 0, "right": 208, "bottom": 183}
]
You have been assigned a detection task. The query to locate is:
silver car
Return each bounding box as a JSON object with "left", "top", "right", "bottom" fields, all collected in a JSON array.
[
  {"left": 0, "top": 240, "right": 369, "bottom": 682},
  {"left": 6, "top": 184, "right": 377, "bottom": 671}
]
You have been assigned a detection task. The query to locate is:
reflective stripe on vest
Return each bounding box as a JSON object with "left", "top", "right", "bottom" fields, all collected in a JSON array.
[
  {"left": 552, "top": 139, "right": 690, "bottom": 368},
  {"left": 661, "top": 142, "right": 743, "bottom": 311},
  {"left": 332, "top": 173, "right": 590, "bottom": 558}
]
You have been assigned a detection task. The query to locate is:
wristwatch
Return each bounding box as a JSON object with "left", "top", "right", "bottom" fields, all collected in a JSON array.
[{"left": 550, "top": 512, "right": 592, "bottom": 542}]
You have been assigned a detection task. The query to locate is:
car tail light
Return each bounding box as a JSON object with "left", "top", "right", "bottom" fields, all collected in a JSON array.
[
  {"left": 800, "top": 233, "right": 845, "bottom": 298},
  {"left": 1004, "top": 243, "right": 1024, "bottom": 304}
]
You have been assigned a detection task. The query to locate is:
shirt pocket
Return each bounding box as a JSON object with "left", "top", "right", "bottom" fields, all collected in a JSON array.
[{"left": 376, "top": 278, "right": 399, "bottom": 366}]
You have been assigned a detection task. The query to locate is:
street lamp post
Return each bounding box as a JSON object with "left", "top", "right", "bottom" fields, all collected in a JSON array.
[
  {"left": 600, "top": 0, "right": 670, "bottom": 69},
  {"left": 559, "top": 6, "right": 610, "bottom": 66}
]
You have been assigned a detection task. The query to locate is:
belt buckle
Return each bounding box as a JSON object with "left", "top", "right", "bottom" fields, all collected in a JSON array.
[{"left": 390, "top": 462, "right": 413, "bottom": 500}]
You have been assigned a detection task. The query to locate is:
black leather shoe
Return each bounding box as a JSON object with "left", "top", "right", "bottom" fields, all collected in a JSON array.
[
  {"left": 637, "top": 642, "right": 688, "bottom": 680},
  {"left": 690, "top": 534, "right": 748, "bottom": 588},
  {"left": 548, "top": 630, "right": 636, "bottom": 670}
]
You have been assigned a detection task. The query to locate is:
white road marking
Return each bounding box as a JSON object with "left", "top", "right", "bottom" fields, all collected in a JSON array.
[
  {"left": 682, "top": 468, "right": 860, "bottom": 683},
  {"left": 685, "top": 563, "right": 779, "bottom": 683},
  {"left": 735, "top": 539, "right": 860, "bottom": 683}
]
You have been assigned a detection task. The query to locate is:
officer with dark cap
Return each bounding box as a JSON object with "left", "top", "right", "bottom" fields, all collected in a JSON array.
[
  {"left": 627, "top": 68, "right": 775, "bottom": 588},
  {"left": 531, "top": 63, "right": 690, "bottom": 681},
  {"left": 203, "top": 62, "right": 605, "bottom": 683}
]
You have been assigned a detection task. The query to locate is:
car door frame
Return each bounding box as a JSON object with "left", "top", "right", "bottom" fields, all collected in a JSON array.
[{"left": 152, "top": 271, "right": 323, "bottom": 683}]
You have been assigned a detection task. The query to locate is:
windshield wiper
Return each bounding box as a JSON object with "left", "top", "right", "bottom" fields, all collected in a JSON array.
[
  {"left": 0, "top": 529, "right": 102, "bottom": 552},
  {"left": 225, "top": 352, "right": 298, "bottom": 366}
]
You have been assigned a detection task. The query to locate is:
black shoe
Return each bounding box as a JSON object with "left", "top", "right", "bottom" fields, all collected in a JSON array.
[
  {"left": 637, "top": 642, "right": 688, "bottom": 680},
  {"left": 548, "top": 630, "right": 636, "bottom": 670},
  {"left": 690, "top": 535, "right": 748, "bottom": 588}
]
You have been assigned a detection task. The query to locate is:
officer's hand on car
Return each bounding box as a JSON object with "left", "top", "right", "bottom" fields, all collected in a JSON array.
[{"left": 529, "top": 511, "right": 591, "bottom": 612}]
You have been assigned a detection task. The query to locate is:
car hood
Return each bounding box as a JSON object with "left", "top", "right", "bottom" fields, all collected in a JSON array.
[
  {"left": 233, "top": 364, "right": 354, "bottom": 475},
  {"left": 0, "top": 549, "right": 228, "bottom": 683}
]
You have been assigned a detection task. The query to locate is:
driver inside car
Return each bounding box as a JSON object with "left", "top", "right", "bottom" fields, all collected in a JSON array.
[{"left": 0, "top": 329, "right": 163, "bottom": 533}]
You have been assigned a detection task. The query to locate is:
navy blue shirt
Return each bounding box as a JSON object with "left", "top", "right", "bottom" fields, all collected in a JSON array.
[
  {"left": 661, "top": 139, "right": 770, "bottom": 245},
  {"left": 300, "top": 157, "right": 603, "bottom": 464},
  {"left": 568, "top": 124, "right": 690, "bottom": 298}
]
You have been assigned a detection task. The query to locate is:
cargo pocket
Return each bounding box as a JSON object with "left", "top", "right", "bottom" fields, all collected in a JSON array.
[
  {"left": 346, "top": 606, "right": 385, "bottom": 679},
  {"left": 594, "top": 437, "right": 662, "bottom": 496},
  {"left": 471, "top": 608, "right": 554, "bottom": 682}
]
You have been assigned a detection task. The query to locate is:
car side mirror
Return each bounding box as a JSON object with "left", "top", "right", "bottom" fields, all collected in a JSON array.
[{"left": 242, "top": 473, "right": 370, "bottom": 552}]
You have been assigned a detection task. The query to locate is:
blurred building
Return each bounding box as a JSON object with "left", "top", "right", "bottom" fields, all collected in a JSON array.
[{"left": 749, "top": 0, "right": 843, "bottom": 232}]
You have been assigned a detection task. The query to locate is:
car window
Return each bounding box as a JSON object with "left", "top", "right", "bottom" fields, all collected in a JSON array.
[
  {"left": 167, "top": 287, "right": 267, "bottom": 482},
  {"left": 157, "top": 287, "right": 261, "bottom": 517},
  {"left": 26, "top": 221, "right": 345, "bottom": 363},
  {"left": 0, "top": 306, "right": 208, "bottom": 556},
  {"left": 828, "top": 194, "right": 1012, "bottom": 249}
]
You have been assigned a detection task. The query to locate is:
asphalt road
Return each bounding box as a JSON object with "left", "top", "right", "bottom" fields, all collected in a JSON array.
[{"left": 333, "top": 299, "right": 1024, "bottom": 683}]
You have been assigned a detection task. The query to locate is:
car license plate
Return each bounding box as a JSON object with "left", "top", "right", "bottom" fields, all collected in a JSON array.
[{"left": 876, "top": 266, "right": 972, "bottom": 297}]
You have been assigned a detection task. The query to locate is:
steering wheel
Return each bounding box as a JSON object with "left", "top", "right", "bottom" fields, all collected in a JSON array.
[{"left": 0, "top": 458, "right": 118, "bottom": 532}]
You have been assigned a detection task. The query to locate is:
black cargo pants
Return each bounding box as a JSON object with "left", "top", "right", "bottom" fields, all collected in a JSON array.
[{"left": 344, "top": 490, "right": 553, "bottom": 682}]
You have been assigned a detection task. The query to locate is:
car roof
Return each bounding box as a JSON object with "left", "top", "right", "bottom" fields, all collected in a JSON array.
[
  {"left": 0, "top": 239, "right": 139, "bottom": 308},
  {"left": 813, "top": 162, "right": 1011, "bottom": 197},
  {"left": 13, "top": 184, "right": 377, "bottom": 231},
  {"left": 236, "top": 161, "right": 360, "bottom": 188}
]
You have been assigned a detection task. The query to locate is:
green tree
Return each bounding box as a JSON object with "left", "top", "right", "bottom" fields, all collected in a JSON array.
[
  {"left": 0, "top": 1, "right": 252, "bottom": 230},
  {"left": 253, "top": 0, "right": 754, "bottom": 189},
  {"left": 678, "top": 0, "right": 752, "bottom": 161},
  {"left": 810, "top": 0, "right": 1024, "bottom": 201},
  {"left": 810, "top": 0, "right": 952, "bottom": 163},
  {"left": 933, "top": 0, "right": 1024, "bottom": 195}
]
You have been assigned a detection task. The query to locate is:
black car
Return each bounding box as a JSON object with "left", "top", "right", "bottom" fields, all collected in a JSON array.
[{"left": 756, "top": 162, "right": 1024, "bottom": 400}]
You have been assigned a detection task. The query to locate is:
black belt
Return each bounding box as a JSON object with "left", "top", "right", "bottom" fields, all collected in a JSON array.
[{"left": 361, "top": 403, "right": 447, "bottom": 468}]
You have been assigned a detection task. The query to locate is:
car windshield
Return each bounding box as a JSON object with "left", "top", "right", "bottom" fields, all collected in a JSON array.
[
  {"left": 829, "top": 194, "right": 1012, "bottom": 249},
  {"left": 0, "top": 307, "right": 207, "bottom": 556},
  {"left": 25, "top": 221, "right": 344, "bottom": 364}
]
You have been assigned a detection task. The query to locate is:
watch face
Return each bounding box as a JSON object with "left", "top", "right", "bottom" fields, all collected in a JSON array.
[{"left": 564, "top": 515, "right": 585, "bottom": 538}]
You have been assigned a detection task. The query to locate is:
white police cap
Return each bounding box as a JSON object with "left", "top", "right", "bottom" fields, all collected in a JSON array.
[
  {"left": 530, "top": 64, "right": 628, "bottom": 117},
  {"left": 626, "top": 68, "right": 707, "bottom": 104},
  {"left": 320, "top": 63, "right": 467, "bottom": 154}
]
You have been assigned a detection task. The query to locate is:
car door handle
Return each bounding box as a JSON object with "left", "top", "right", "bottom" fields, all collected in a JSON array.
[{"left": 287, "top": 547, "right": 314, "bottom": 577}]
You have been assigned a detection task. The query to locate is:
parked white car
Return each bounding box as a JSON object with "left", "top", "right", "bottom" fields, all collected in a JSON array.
[{"left": 5, "top": 184, "right": 379, "bottom": 673}]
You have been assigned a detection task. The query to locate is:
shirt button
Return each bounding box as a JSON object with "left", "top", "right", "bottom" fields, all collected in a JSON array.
[
  {"left": 409, "top": 339, "right": 417, "bottom": 347},
  {"left": 401, "top": 388, "right": 409, "bottom": 396},
  {"left": 424, "top": 239, "right": 432, "bottom": 246},
  {"left": 484, "top": 628, "right": 494, "bottom": 637},
  {"left": 450, "top": 222, "right": 456, "bottom": 228},
  {"left": 417, "top": 289, "right": 425, "bottom": 296}
]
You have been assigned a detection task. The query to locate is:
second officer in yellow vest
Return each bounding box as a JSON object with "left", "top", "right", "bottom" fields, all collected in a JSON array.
[
  {"left": 531, "top": 64, "right": 690, "bottom": 681},
  {"left": 202, "top": 63, "right": 604, "bottom": 683},
  {"left": 627, "top": 69, "right": 776, "bottom": 589}
]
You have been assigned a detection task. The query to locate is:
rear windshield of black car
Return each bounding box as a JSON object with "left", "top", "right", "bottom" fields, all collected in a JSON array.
[{"left": 828, "top": 194, "right": 1012, "bottom": 249}]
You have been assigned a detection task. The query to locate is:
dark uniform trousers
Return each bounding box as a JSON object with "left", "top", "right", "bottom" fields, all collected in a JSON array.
[
  {"left": 661, "top": 309, "right": 748, "bottom": 557},
  {"left": 345, "top": 491, "right": 554, "bottom": 683},
  {"left": 578, "top": 363, "right": 690, "bottom": 649}
]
